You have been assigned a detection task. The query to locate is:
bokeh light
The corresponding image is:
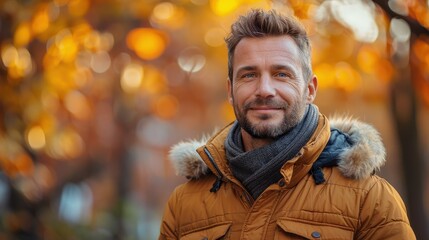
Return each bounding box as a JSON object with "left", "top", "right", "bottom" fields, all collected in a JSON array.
[
  {"left": 32, "top": 5, "right": 51, "bottom": 35},
  {"left": 1, "top": 46, "right": 33, "bottom": 79},
  {"left": 318, "top": 0, "right": 378, "bottom": 42},
  {"left": 126, "top": 28, "right": 168, "bottom": 60},
  {"left": 68, "top": 0, "right": 90, "bottom": 17},
  {"left": 1, "top": 44, "right": 19, "bottom": 67},
  {"left": 210, "top": 0, "right": 241, "bottom": 16},
  {"left": 390, "top": 18, "right": 411, "bottom": 42},
  {"left": 44, "top": 64, "right": 77, "bottom": 95},
  {"left": 334, "top": 62, "right": 361, "bottom": 92},
  {"left": 152, "top": 94, "right": 179, "bottom": 119},
  {"left": 357, "top": 45, "right": 379, "bottom": 74},
  {"left": 141, "top": 65, "right": 167, "bottom": 95},
  {"left": 121, "top": 63, "right": 144, "bottom": 93},
  {"left": 150, "top": 2, "right": 186, "bottom": 29},
  {"left": 314, "top": 63, "right": 335, "bottom": 89},
  {"left": 83, "top": 31, "right": 101, "bottom": 51},
  {"left": 57, "top": 31, "right": 79, "bottom": 63},
  {"left": 178, "top": 47, "right": 206, "bottom": 73},
  {"left": 90, "top": 51, "right": 111, "bottom": 73},
  {"left": 27, "top": 126, "right": 46, "bottom": 150},
  {"left": 14, "top": 22, "right": 32, "bottom": 47},
  {"left": 64, "top": 90, "right": 91, "bottom": 120},
  {"left": 46, "top": 128, "right": 84, "bottom": 159},
  {"left": 153, "top": 2, "right": 175, "bottom": 20}
]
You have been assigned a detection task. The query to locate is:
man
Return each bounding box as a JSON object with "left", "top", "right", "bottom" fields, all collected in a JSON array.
[{"left": 159, "top": 9, "right": 415, "bottom": 239}]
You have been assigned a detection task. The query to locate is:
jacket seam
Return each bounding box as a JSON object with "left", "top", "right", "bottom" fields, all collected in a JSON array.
[
  {"left": 323, "top": 181, "right": 371, "bottom": 192},
  {"left": 180, "top": 212, "right": 245, "bottom": 230},
  {"left": 301, "top": 172, "right": 374, "bottom": 193},
  {"left": 180, "top": 221, "right": 233, "bottom": 236},
  {"left": 301, "top": 209, "right": 358, "bottom": 221},
  {"left": 276, "top": 216, "right": 356, "bottom": 232},
  {"left": 358, "top": 219, "right": 412, "bottom": 237},
  {"left": 277, "top": 209, "right": 358, "bottom": 223},
  {"left": 357, "top": 177, "right": 380, "bottom": 233},
  {"left": 358, "top": 177, "right": 379, "bottom": 209}
]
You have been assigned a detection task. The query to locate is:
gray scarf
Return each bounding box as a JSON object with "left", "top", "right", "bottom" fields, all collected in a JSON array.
[{"left": 225, "top": 104, "right": 319, "bottom": 200}]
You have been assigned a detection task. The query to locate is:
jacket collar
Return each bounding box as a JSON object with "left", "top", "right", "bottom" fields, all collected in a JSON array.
[{"left": 168, "top": 115, "right": 386, "bottom": 182}]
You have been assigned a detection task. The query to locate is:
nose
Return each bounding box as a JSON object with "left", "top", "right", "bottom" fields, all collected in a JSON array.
[{"left": 255, "top": 73, "right": 275, "bottom": 98}]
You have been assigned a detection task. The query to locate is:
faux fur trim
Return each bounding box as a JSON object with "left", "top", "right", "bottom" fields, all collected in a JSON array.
[
  {"left": 169, "top": 117, "right": 386, "bottom": 180},
  {"left": 168, "top": 138, "right": 209, "bottom": 179},
  {"left": 330, "top": 117, "right": 386, "bottom": 179}
]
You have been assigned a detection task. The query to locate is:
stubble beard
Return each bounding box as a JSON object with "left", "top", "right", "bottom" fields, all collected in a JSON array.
[{"left": 234, "top": 97, "right": 307, "bottom": 139}]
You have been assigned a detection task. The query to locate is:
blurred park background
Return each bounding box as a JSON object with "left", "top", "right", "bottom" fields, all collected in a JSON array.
[{"left": 0, "top": 0, "right": 428, "bottom": 239}]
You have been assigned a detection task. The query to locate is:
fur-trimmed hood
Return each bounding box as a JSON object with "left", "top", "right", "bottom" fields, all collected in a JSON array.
[{"left": 169, "top": 117, "right": 386, "bottom": 180}]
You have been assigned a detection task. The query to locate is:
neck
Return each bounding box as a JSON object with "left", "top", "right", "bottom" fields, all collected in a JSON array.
[{"left": 241, "top": 129, "right": 275, "bottom": 151}]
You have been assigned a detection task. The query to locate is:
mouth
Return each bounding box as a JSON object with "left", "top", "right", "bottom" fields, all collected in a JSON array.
[
  {"left": 248, "top": 106, "right": 283, "bottom": 114},
  {"left": 251, "top": 107, "right": 280, "bottom": 110},
  {"left": 244, "top": 99, "right": 285, "bottom": 115},
  {"left": 249, "top": 104, "right": 283, "bottom": 109}
]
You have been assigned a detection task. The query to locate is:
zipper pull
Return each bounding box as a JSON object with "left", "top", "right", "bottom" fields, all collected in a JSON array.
[
  {"left": 204, "top": 147, "right": 224, "bottom": 193},
  {"left": 210, "top": 177, "right": 222, "bottom": 192}
]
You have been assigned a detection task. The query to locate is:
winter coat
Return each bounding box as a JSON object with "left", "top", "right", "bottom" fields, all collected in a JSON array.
[{"left": 159, "top": 114, "right": 415, "bottom": 239}]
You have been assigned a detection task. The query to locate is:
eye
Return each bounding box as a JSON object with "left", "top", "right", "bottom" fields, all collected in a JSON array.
[
  {"left": 275, "top": 72, "right": 289, "bottom": 78},
  {"left": 241, "top": 72, "right": 257, "bottom": 79}
]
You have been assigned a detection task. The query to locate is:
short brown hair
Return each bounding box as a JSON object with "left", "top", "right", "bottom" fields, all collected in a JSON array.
[{"left": 225, "top": 9, "right": 312, "bottom": 82}]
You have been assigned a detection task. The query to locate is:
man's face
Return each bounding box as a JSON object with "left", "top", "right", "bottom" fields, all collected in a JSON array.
[{"left": 228, "top": 36, "right": 317, "bottom": 139}]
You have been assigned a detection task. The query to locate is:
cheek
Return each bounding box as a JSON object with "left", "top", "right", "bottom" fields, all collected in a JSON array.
[
  {"left": 278, "top": 83, "right": 306, "bottom": 99},
  {"left": 277, "top": 89, "right": 296, "bottom": 102},
  {"left": 276, "top": 94, "right": 303, "bottom": 109},
  {"left": 233, "top": 84, "right": 254, "bottom": 102}
]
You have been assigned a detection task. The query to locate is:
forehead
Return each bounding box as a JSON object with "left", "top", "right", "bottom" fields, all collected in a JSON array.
[{"left": 233, "top": 36, "right": 301, "bottom": 68}]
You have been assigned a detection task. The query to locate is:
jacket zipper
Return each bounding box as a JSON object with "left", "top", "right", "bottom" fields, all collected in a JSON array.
[
  {"left": 203, "top": 147, "right": 254, "bottom": 206},
  {"left": 203, "top": 147, "right": 224, "bottom": 192}
]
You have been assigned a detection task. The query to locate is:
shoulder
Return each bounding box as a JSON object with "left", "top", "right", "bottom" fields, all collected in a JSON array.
[
  {"left": 327, "top": 167, "right": 411, "bottom": 221},
  {"left": 325, "top": 166, "right": 399, "bottom": 196},
  {"left": 322, "top": 166, "right": 410, "bottom": 221},
  {"left": 348, "top": 173, "right": 415, "bottom": 238},
  {"left": 318, "top": 166, "right": 406, "bottom": 216}
]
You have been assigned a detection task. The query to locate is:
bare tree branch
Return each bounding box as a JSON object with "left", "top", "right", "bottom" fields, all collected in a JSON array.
[{"left": 372, "top": 0, "right": 429, "bottom": 36}]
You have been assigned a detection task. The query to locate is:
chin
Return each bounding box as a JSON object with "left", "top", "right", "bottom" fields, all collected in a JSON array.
[
  {"left": 254, "top": 117, "right": 283, "bottom": 128},
  {"left": 248, "top": 121, "right": 285, "bottom": 138}
]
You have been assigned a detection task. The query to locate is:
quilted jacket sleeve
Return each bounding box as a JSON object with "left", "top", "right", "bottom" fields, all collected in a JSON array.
[
  {"left": 159, "top": 186, "right": 181, "bottom": 240},
  {"left": 356, "top": 177, "right": 416, "bottom": 239}
]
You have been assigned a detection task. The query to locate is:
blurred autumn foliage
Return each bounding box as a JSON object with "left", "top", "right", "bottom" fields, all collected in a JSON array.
[{"left": 0, "top": 0, "right": 428, "bottom": 239}]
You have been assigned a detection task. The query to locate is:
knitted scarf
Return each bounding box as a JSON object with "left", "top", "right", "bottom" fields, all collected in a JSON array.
[{"left": 225, "top": 104, "right": 319, "bottom": 200}]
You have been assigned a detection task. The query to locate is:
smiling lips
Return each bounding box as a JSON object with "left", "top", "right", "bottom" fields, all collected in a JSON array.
[
  {"left": 248, "top": 106, "right": 283, "bottom": 114},
  {"left": 252, "top": 106, "right": 280, "bottom": 110},
  {"left": 244, "top": 98, "right": 286, "bottom": 115}
]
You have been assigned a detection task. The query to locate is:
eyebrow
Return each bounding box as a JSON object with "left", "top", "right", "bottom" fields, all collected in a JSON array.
[
  {"left": 234, "top": 64, "right": 299, "bottom": 78},
  {"left": 272, "top": 64, "right": 295, "bottom": 72},
  {"left": 235, "top": 66, "right": 257, "bottom": 78},
  {"left": 271, "top": 64, "right": 298, "bottom": 77}
]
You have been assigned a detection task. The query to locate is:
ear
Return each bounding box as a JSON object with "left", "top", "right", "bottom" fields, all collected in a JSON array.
[
  {"left": 227, "top": 79, "right": 233, "bottom": 104},
  {"left": 306, "top": 75, "right": 317, "bottom": 103}
]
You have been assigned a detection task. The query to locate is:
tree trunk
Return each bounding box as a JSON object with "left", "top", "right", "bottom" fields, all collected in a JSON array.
[{"left": 390, "top": 57, "right": 428, "bottom": 240}]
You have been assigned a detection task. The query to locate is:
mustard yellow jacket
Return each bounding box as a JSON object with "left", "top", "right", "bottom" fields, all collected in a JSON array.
[{"left": 159, "top": 115, "right": 415, "bottom": 239}]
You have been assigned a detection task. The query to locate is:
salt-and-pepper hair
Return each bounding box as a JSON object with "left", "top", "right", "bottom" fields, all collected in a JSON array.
[{"left": 225, "top": 9, "right": 313, "bottom": 82}]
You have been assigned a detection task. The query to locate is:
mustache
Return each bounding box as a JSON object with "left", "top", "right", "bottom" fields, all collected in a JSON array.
[{"left": 243, "top": 98, "right": 286, "bottom": 110}]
